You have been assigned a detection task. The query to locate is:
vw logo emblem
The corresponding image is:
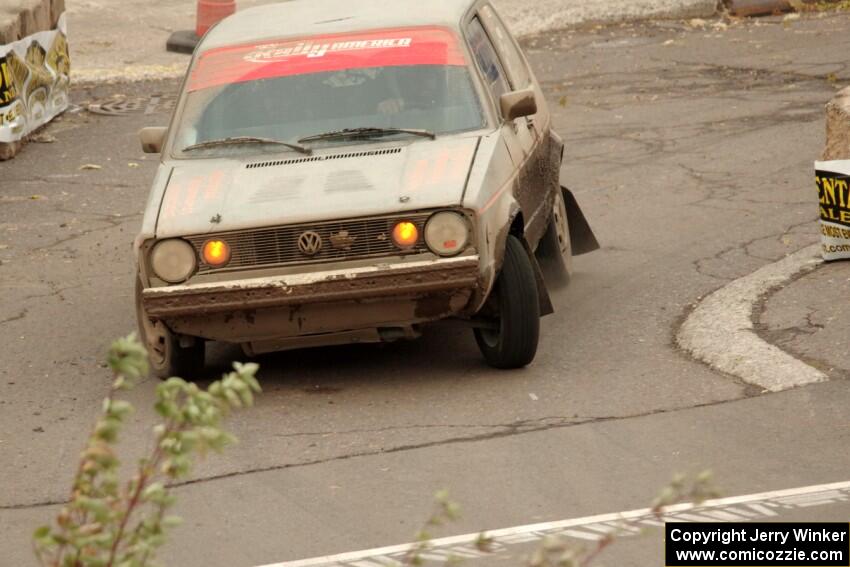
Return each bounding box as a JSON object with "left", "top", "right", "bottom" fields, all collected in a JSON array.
[{"left": 297, "top": 231, "right": 323, "bottom": 256}]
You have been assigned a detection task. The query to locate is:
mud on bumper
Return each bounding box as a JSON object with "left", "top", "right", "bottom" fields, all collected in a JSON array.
[{"left": 142, "top": 256, "right": 481, "bottom": 319}]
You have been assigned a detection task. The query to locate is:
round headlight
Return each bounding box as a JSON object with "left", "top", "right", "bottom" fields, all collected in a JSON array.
[
  {"left": 425, "top": 212, "right": 470, "bottom": 256},
  {"left": 150, "top": 239, "right": 197, "bottom": 283}
]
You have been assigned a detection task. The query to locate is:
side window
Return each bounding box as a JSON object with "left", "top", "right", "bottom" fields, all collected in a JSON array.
[
  {"left": 479, "top": 5, "right": 530, "bottom": 88},
  {"left": 466, "top": 17, "right": 510, "bottom": 103}
]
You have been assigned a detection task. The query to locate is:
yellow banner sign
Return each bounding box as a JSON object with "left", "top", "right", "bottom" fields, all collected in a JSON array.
[{"left": 0, "top": 13, "right": 69, "bottom": 143}]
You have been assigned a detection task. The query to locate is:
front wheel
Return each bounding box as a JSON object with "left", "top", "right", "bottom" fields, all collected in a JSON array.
[
  {"left": 135, "top": 277, "right": 205, "bottom": 380},
  {"left": 474, "top": 235, "right": 540, "bottom": 369}
]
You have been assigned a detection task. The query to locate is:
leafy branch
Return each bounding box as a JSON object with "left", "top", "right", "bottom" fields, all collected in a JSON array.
[
  {"left": 401, "top": 489, "right": 463, "bottom": 566},
  {"left": 33, "top": 334, "right": 261, "bottom": 567}
]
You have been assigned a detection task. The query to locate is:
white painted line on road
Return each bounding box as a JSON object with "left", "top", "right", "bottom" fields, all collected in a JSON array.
[
  {"left": 257, "top": 479, "right": 850, "bottom": 567},
  {"left": 677, "top": 244, "right": 826, "bottom": 392}
]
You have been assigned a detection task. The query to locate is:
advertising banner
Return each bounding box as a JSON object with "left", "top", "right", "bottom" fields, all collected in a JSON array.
[
  {"left": 188, "top": 27, "right": 466, "bottom": 92},
  {"left": 816, "top": 160, "right": 850, "bottom": 261},
  {"left": 0, "top": 13, "right": 70, "bottom": 144}
]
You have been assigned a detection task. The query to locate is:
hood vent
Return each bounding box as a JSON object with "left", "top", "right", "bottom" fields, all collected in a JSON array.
[{"left": 246, "top": 147, "right": 402, "bottom": 169}]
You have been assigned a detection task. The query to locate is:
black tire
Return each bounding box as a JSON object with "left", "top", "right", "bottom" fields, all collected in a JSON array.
[
  {"left": 536, "top": 187, "right": 574, "bottom": 288},
  {"left": 474, "top": 235, "right": 540, "bottom": 369},
  {"left": 135, "top": 277, "right": 205, "bottom": 380}
]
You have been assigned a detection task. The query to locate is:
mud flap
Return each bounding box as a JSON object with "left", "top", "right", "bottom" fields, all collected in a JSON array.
[
  {"left": 520, "top": 238, "right": 554, "bottom": 317},
  {"left": 562, "top": 186, "right": 600, "bottom": 256}
]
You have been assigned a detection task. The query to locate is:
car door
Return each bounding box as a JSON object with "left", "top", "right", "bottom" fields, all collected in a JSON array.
[
  {"left": 465, "top": 16, "right": 524, "bottom": 164},
  {"left": 478, "top": 4, "right": 548, "bottom": 246},
  {"left": 467, "top": 9, "right": 552, "bottom": 247},
  {"left": 478, "top": 4, "right": 538, "bottom": 150}
]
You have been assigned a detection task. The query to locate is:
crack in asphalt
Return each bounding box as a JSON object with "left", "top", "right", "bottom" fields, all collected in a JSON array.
[
  {"left": 0, "top": 179, "right": 138, "bottom": 192},
  {"left": 553, "top": 54, "right": 833, "bottom": 171},
  {"left": 18, "top": 282, "right": 87, "bottom": 303},
  {"left": 0, "top": 394, "right": 751, "bottom": 511},
  {"left": 748, "top": 261, "right": 849, "bottom": 383},
  {"left": 30, "top": 221, "right": 133, "bottom": 253},
  {"left": 563, "top": 101, "right": 824, "bottom": 169},
  {"left": 754, "top": 277, "right": 830, "bottom": 354},
  {"left": 751, "top": 245, "right": 850, "bottom": 383},
  {"left": 0, "top": 309, "right": 28, "bottom": 325},
  {"left": 543, "top": 57, "right": 836, "bottom": 109},
  {"left": 691, "top": 219, "right": 817, "bottom": 282},
  {"left": 668, "top": 59, "right": 849, "bottom": 91},
  {"left": 269, "top": 420, "right": 527, "bottom": 439},
  {"left": 680, "top": 164, "right": 815, "bottom": 212},
  {"left": 27, "top": 207, "right": 140, "bottom": 253},
  {"left": 0, "top": 173, "right": 137, "bottom": 188}
]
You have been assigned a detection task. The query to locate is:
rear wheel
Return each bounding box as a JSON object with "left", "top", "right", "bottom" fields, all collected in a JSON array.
[
  {"left": 135, "top": 277, "right": 205, "bottom": 380},
  {"left": 474, "top": 235, "right": 540, "bottom": 369},
  {"left": 536, "top": 187, "right": 573, "bottom": 287}
]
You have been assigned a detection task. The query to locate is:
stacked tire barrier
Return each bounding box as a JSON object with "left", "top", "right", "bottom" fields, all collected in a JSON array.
[{"left": 0, "top": 0, "right": 68, "bottom": 160}]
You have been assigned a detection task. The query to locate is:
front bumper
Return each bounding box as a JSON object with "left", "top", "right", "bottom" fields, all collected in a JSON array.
[{"left": 142, "top": 255, "right": 481, "bottom": 318}]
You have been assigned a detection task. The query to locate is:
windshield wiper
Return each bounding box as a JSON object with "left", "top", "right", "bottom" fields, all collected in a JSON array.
[
  {"left": 298, "top": 127, "right": 436, "bottom": 144},
  {"left": 182, "top": 136, "right": 312, "bottom": 155}
]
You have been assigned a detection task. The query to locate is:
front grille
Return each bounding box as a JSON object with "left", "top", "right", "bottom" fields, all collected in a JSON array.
[{"left": 186, "top": 213, "right": 432, "bottom": 274}]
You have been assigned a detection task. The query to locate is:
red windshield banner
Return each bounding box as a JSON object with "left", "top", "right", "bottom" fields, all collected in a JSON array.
[{"left": 188, "top": 26, "right": 467, "bottom": 92}]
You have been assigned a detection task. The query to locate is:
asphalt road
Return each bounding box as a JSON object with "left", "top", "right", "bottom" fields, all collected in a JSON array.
[{"left": 2, "top": 13, "right": 849, "bottom": 567}]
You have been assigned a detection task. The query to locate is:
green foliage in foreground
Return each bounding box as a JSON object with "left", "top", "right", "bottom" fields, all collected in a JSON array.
[{"left": 33, "top": 334, "right": 261, "bottom": 567}]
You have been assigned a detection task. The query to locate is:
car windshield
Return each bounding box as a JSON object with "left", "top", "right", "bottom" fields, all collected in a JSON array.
[{"left": 172, "top": 27, "right": 486, "bottom": 157}]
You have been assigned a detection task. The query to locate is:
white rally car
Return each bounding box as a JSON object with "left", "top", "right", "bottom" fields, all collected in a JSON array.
[{"left": 135, "top": 0, "right": 598, "bottom": 377}]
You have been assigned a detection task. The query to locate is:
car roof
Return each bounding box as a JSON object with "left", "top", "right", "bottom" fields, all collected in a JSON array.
[{"left": 201, "top": 0, "right": 478, "bottom": 52}]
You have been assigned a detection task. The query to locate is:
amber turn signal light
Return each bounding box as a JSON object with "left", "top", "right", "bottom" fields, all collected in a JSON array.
[
  {"left": 202, "top": 239, "right": 231, "bottom": 266},
  {"left": 392, "top": 221, "right": 419, "bottom": 249}
]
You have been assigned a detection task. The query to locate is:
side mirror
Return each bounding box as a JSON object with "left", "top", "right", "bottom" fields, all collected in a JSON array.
[
  {"left": 139, "top": 127, "right": 167, "bottom": 154},
  {"left": 499, "top": 88, "right": 538, "bottom": 121}
]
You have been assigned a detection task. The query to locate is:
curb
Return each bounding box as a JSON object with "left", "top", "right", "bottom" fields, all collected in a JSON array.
[
  {"left": 497, "top": 0, "right": 718, "bottom": 36},
  {"left": 71, "top": 64, "right": 188, "bottom": 86},
  {"left": 677, "top": 245, "right": 826, "bottom": 392}
]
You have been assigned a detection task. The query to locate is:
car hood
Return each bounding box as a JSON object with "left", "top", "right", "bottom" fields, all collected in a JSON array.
[{"left": 155, "top": 137, "right": 479, "bottom": 238}]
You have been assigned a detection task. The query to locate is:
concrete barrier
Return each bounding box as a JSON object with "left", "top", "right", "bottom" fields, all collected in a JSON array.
[
  {"left": 823, "top": 86, "right": 850, "bottom": 161},
  {"left": 0, "top": 0, "right": 63, "bottom": 44},
  {"left": 0, "top": 0, "right": 65, "bottom": 161}
]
